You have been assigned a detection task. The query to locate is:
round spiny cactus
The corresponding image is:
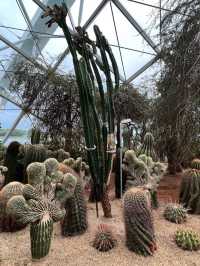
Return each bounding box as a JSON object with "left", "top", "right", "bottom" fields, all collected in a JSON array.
[
  {"left": 0, "top": 181, "right": 24, "bottom": 201},
  {"left": 0, "top": 182, "right": 26, "bottom": 232},
  {"left": 63, "top": 158, "right": 75, "bottom": 167},
  {"left": 44, "top": 158, "right": 59, "bottom": 176},
  {"left": 123, "top": 187, "right": 156, "bottom": 256},
  {"left": 164, "top": 203, "right": 187, "bottom": 224},
  {"left": 191, "top": 159, "right": 200, "bottom": 170},
  {"left": 175, "top": 230, "right": 200, "bottom": 251},
  {"left": 27, "top": 162, "right": 46, "bottom": 186},
  {"left": 92, "top": 224, "right": 117, "bottom": 252},
  {"left": 72, "top": 157, "right": 82, "bottom": 174},
  {"left": 179, "top": 169, "right": 200, "bottom": 214},
  {"left": 56, "top": 149, "right": 70, "bottom": 162}
]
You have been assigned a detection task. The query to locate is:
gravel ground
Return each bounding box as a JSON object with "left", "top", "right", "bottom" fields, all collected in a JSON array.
[{"left": 0, "top": 200, "right": 200, "bottom": 266}]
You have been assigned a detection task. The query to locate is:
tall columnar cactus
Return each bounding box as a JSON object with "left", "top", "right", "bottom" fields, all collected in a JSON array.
[
  {"left": 175, "top": 230, "right": 200, "bottom": 251},
  {"left": 6, "top": 185, "right": 65, "bottom": 260},
  {"left": 179, "top": 168, "right": 200, "bottom": 214},
  {"left": 41, "top": 4, "right": 120, "bottom": 218},
  {"left": 57, "top": 173, "right": 87, "bottom": 236},
  {"left": 123, "top": 187, "right": 156, "bottom": 256},
  {"left": 138, "top": 132, "right": 157, "bottom": 161},
  {"left": 191, "top": 158, "right": 200, "bottom": 170},
  {"left": 31, "top": 128, "right": 41, "bottom": 145},
  {"left": 164, "top": 203, "right": 187, "bottom": 224}
]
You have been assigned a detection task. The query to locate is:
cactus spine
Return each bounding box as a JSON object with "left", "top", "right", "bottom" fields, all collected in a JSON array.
[
  {"left": 92, "top": 223, "right": 117, "bottom": 252},
  {"left": 6, "top": 185, "right": 65, "bottom": 260},
  {"left": 175, "top": 230, "right": 200, "bottom": 251},
  {"left": 123, "top": 187, "right": 156, "bottom": 256},
  {"left": 164, "top": 203, "right": 187, "bottom": 224}
]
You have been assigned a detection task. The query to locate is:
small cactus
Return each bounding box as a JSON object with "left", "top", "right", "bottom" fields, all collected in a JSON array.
[
  {"left": 92, "top": 224, "right": 117, "bottom": 252},
  {"left": 123, "top": 187, "right": 156, "bottom": 256},
  {"left": 164, "top": 203, "right": 187, "bottom": 224},
  {"left": 26, "top": 162, "right": 46, "bottom": 194},
  {"left": 44, "top": 158, "right": 59, "bottom": 176},
  {"left": 175, "top": 230, "right": 200, "bottom": 251},
  {"left": 6, "top": 185, "right": 65, "bottom": 260},
  {"left": 191, "top": 158, "right": 200, "bottom": 170},
  {"left": 0, "top": 182, "right": 26, "bottom": 232},
  {"left": 63, "top": 158, "right": 75, "bottom": 167}
]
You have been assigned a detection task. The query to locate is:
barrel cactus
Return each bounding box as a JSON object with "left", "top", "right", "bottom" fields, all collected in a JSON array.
[
  {"left": 31, "top": 128, "right": 41, "bottom": 145},
  {"left": 0, "top": 181, "right": 26, "bottom": 232},
  {"left": 7, "top": 185, "right": 65, "bottom": 260},
  {"left": 179, "top": 169, "right": 200, "bottom": 214},
  {"left": 191, "top": 158, "right": 200, "bottom": 170},
  {"left": 60, "top": 175, "right": 87, "bottom": 236},
  {"left": 175, "top": 230, "right": 200, "bottom": 251},
  {"left": 164, "top": 203, "right": 187, "bottom": 224},
  {"left": 92, "top": 223, "right": 117, "bottom": 252},
  {"left": 123, "top": 187, "right": 156, "bottom": 256}
]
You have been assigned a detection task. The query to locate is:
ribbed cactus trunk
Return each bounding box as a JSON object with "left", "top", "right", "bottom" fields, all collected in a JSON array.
[
  {"left": 41, "top": 4, "right": 120, "bottom": 218},
  {"left": 30, "top": 216, "right": 53, "bottom": 260}
]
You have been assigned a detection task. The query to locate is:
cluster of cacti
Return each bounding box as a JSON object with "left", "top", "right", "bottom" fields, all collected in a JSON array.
[
  {"left": 179, "top": 168, "right": 200, "bottom": 214},
  {"left": 164, "top": 203, "right": 187, "bottom": 224},
  {"left": 123, "top": 150, "right": 150, "bottom": 188},
  {"left": 6, "top": 184, "right": 66, "bottom": 260},
  {"left": 30, "top": 128, "right": 41, "bottom": 145},
  {"left": 0, "top": 181, "right": 26, "bottom": 232},
  {"left": 191, "top": 158, "right": 200, "bottom": 170},
  {"left": 41, "top": 4, "right": 120, "bottom": 218},
  {"left": 123, "top": 187, "right": 157, "bottom": 256},
  {"left": 175, "top": 230, "right": 200, "bottom": 251},
  {"left": 60, "top": 176, "right": 87, "bottom": 236},
  {"left": 92, "top": 223, "right": 117, "bottom": 252},
  {"left": 52, "top": 149, "right": 70, "bottom": 162},
  {"left": 138, "top": 132, "right": 157, "bottom": 161}
]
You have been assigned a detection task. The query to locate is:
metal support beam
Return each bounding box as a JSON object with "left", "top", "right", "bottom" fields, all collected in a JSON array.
[
  {"left": 78, "top": 0, "right": 85, "bottom": 26},
  {"left": 0, "top": 34, "right": 45, "bottom": 70},
  {"left": 111, "top": 0, "right": 160, "bottom": 54},
  {"left": 125, "top": 55, "right": 160, "bottom": 83},
  {"left": 0, "top": 93, "right": 22, "bottom": 109},
  {"left": 2, "top": 109, "right": 25, "bottom": 144}
]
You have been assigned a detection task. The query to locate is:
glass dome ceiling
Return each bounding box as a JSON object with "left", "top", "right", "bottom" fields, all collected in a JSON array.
[{"left": 0, "top": 0, "right": 162, "bottom": 144}]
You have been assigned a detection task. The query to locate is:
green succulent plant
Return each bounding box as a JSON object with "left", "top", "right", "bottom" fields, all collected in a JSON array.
[
  {"left": 191, "top": 158, "right": 200, "bottom": 170},
  {"left": 123, "top": 187, "right": 156, "bottom": 256},
  {"left": 164, "top": 203, "right": 187, "bottom": 224},
  {"left": 138, "top": 132, "right": 157, "bottom": 160},
  {"left": 63, "top": 158, "right": 75, "bottom": 167},
  {"left": 179, "top": 169, "right": 200, "bottom": 214},
  {"left": 6, "top": 185, "right": 65, "bottom": 260},
  {"left": 92, "top": 223, "right": 117, "bottom": 252},
  {"left": 175, "top": 230, "right": 200, "bottom": 251}
]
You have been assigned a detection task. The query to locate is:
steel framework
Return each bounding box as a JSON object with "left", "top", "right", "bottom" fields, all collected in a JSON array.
[{"left": 0, "top": 0, "right": 161, "bottom": 143}]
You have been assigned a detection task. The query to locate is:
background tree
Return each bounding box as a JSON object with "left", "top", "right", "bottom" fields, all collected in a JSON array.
[
  {"left": 9, "top": 62, "right": 85, "bottom": 158},
  {"left": 152, "top": 0, "right": 200, "bottom": 173}
]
